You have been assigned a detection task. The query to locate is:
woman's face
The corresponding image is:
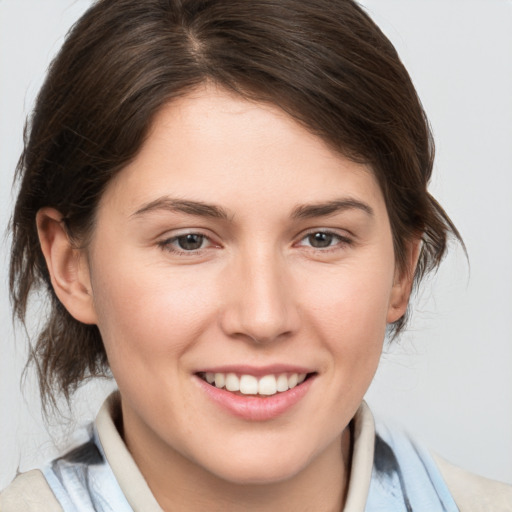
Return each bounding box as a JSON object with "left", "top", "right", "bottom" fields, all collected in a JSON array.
[{"left": 82, "top": 85, "right": 411, "bottom": 485}]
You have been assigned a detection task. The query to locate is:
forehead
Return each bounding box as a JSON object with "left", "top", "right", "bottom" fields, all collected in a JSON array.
[{"left": 100, "top": 85, "right": 386, "bottom": 220}]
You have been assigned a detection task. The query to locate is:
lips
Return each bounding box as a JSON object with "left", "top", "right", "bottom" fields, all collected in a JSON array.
[{"left": 195, "top": 368, "right": 316, "bottom": 421}]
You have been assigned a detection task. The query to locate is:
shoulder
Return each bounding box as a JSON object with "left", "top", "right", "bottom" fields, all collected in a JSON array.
[
  {"left": 373, "top": 419, "right": 512, "bottom": 512},
  {"left": 1, "top": 434, "right": 131, "bottom": 512},
  {"left": 433, "top": 454, "right": 512, "bottom": 512},
  {"left": 369, "top": 421, "right": 460, "bottom": 510},
  {"left": 0, "top": 469, "right": 63, "bottom": 512}
]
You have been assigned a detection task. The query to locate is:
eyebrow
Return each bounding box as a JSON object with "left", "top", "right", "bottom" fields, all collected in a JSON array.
[
  {"left": 291, "top": 198, "right": 374, "bottom": 219},
  {"left": 131, "top": 196, "right": 373, "bottom": 222},
  {"left": 131, "top": 198, "right": 230, "bottom": 220}
]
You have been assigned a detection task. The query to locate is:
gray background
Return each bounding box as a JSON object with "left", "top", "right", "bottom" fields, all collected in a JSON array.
[{"left": 1, "top": 0, "right": 511, "bottom": 489}]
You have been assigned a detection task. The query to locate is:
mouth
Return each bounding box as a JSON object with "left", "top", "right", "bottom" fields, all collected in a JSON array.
[
  {"left": 195, "top": 368, "right": 317, "bottom": 420},
  {"left": 197, "top": 371, "right": 315, "bottom": 397}
]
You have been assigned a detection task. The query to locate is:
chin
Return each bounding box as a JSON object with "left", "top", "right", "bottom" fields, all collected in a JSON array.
[
  {"left": 211, "top": 462, "right": 304, "bottom": 486},
  {"left": 199, "top": 444, "right": 315, "bottom": 486}
]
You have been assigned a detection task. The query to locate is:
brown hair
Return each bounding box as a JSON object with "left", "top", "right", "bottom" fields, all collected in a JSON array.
[{"left": 10, "top": 0, "right": 462, "bottom": 408}]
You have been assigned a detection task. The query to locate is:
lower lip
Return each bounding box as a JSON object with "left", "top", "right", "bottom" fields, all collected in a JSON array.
[{"left": 196, "top": 375, "right": 315, "bottom": 421}]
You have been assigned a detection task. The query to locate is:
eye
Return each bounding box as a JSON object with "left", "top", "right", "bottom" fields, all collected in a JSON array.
[
  {"left": 307, "top": 232, "right": 336, "bottom": 248},
  {"left": 175, "top": 233, "right": 206, "bottom": 251},
  {"left": 297, "top": 230, "right": 351, "bottom": 250},
  {"left": 158, "top": 232, "right": 213, "bottom": 253}
]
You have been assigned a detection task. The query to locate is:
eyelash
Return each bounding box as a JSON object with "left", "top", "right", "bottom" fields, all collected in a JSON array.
[
  {"left": 157, "top": 229, "right": 353, "bottom": 256},
  {"left": 157, "top": 232, "right": 214, "bottom": 255},
  {"left": 296, "top": 230, "right": 353, "bottom": 251}
]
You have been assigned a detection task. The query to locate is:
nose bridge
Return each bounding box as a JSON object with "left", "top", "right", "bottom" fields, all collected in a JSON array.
[{"left": 221, "top": 244, "right": 299, "bottom": 343}]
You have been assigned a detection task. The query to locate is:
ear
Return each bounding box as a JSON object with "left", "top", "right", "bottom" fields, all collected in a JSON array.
[
  {"left": 387, "top": 238, "right": 422, "bottom": 324},
  {"left": 36, "top": 208, "right": 97, "bottom": 325}
]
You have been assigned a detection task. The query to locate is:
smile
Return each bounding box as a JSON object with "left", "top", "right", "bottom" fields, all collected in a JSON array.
[
  {"left": 199, "top": 372, "right": 308, "bottom": 396},
  {"left": 196, "top": 369, "right": 316, "bottom": 421}
]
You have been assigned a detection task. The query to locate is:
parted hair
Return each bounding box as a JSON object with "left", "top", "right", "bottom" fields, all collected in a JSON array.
[{"left": 10, "top": 0, "right": 461, "bottom": 408}]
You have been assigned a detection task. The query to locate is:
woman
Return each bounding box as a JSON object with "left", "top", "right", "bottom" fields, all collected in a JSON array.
[{"left": 1, "top": 0, "right": 511, "bottom": 510}]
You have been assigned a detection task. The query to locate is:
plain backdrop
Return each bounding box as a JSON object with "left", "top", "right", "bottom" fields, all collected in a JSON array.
[{"left": 1, "top": 0, "right": 511, "bottom": 489}]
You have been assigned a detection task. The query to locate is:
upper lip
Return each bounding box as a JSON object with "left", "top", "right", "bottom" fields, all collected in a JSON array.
[{"left": 195, "top": 364, "right": 314, "bottom": 377}]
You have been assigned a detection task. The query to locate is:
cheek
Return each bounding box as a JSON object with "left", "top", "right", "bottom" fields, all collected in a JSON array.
[
  {"left": 89, "top": 256, "right": 219, "bottom": 370},
  {"left": 304, "top": 262, "right": 394, "bottom": 332},
  {"left": 299, "top": 255, "right": 394, "bottom": 371}
]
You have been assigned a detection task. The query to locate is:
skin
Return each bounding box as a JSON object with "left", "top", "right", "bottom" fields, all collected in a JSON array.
[{"left": 37, "top": 85, "right": 418, "bottom": 511}]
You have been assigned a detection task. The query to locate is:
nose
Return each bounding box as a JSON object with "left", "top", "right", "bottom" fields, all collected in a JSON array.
[{"left": 219, "top": 249, "right": 300, "bottom": 344}]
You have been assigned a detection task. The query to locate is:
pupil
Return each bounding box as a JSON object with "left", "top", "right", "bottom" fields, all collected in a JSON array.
[
  {"left": 178, "top": 234, "right": 203, "bottom": 250},
  {"left": 309, "top": 232, "right": 332, "bottom": 248}
]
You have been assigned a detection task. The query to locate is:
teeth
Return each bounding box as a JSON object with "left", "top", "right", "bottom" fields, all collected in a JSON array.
[
  {"left": 276, "top": 374, "right": 289, "bottom": 392},
  {"left": 206, "top": 372, "right": 308, "bottom": 396},
  {"left": 214, "top": 373, "right": 225, "bottom": 388},
  {"left": 225, "top": 373, "right": 240, "bottom": 392},
  {"left": 258, "top": 375, "right": 277, "bottom": 395},
  {"left": 240, "top": 375, "right": 258, "bottom": 394}
]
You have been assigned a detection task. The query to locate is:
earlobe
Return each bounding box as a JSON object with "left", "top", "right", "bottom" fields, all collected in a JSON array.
[
  {"left": 387, "top": 238, "right": 422, "bottom": 324},
  {"left": 36, "top": 208, "right": 97, "bottom": 325}
]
